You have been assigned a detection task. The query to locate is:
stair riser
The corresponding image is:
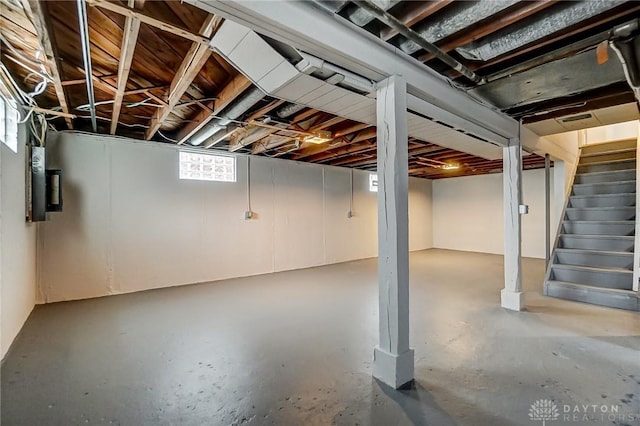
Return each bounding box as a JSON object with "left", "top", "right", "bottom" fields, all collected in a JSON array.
[
  {"left": 572, "top": 182, "right": 636, "bottom": 196},
  {"left": 545, "top": 282, "right": 639, "bottom": 311},
  {"left": 565, "top": 209, "right": 635, "bottom": 221},
  {"left": 581, "top": 140, "right": 637, "bottom": 155},
  {"left": 569, "top": 194, "right": 635, "bottom": 208},
  {"left": 558, "top": 236, "right": 634, "bottom": 251},
  {"left": 574, "top": 170, "right": 636, "bottom": 184},
  {"left": 551, "top": 268, "right": 633, "bottom": 290},
  {"left": 579, "top": 151, "right": 635, "bottom": 164},
  {"left": 562, "top": 222, "right": 635, "bottom": 236},
  {"left": 555, "top": 252, "right": 633, "bottom": 269},
  {"left": 577, "top": 160, "right": 636, "bottom": 174}
]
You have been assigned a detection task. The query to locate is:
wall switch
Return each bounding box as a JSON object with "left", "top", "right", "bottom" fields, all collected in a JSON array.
[
  {"left": 245, "top": 211, "right": 253, "bottom": 220},
  {"left": 519, "top": 204, "right": 529, "bottom": 215}
]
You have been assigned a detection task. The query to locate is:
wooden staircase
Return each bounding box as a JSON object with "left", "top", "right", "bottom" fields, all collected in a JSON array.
[{"left": 544, "top": 139, "right": 640, "bottom": 311}]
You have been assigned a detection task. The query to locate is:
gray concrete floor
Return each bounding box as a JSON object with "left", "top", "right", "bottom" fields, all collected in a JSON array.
[{"left": 2, "top": 249, "right": 639, "bottom": 426}]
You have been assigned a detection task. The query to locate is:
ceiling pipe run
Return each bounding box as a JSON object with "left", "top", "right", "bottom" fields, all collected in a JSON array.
[
  {"left": 352, "top": 0, "right": 484, "bottom": 84},
  {"left": 76, "top": 0, "right": 97, "bottom": 132}
]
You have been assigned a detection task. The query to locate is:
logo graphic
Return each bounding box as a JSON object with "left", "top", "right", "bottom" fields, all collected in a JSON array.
[{"left": 529, "top": 399, "right": 560, "bottom": 425}]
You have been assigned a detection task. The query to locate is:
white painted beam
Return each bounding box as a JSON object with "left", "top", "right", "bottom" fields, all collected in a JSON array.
[
  {"left": 501, "top": 139, "right": 524, "bottom": 311},
  {"left": 185, "top": 0, "right": 518, "bottom": 141},
  {"left": 373, "top": 75, "right": 413, "bottom": 389}
]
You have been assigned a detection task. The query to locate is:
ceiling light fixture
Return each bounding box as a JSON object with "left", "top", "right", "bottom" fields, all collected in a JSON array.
[
  {"left": 303, "top": 130, "right": 333, "bottom": 144},
  {"left": 441, "top": 163, "right": 460, "bottom": 170}
]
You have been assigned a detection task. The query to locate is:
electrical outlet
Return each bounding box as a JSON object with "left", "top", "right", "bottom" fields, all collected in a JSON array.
[{"left": 245, "top": 211, "right": 253, "bottom": 220}]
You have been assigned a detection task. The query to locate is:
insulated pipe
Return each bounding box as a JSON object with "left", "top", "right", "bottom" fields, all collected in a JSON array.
[
  {"left": 352, "top": 0, "right": 484, "bottom": 84},
  {"left": 189, "top": 86, "right": 265, "bottom": 146},
  {"left": 76, "top": 0, "right": 97, "bottom": 132}
]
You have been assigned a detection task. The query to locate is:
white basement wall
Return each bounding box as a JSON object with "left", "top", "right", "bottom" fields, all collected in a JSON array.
[
  {"left": 1, "top": 123, "right": 37, "bottom": 359},
  {"left": 432, "top": 168, "right": 550, "bottom": 259},
  {"left": 38, "top": 132, "right": 432, "bottom": 303}
]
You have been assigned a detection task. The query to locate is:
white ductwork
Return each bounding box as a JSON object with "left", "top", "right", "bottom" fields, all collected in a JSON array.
[{"left": 209, "top": 18, "right": 504, "bottom": 159}]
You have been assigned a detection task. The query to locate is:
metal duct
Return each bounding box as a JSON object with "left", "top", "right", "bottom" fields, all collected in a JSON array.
[
  {"left": 395, "top": 0, "right": 518, "bottom": 56},
  {"left": 344, "top": 0, "right": 401, "bottom": 27},
  {"left": 276, "top": 102, "right": 306, "bottom": 118},
  {"left": 457, "top": 0, "right": 626, "bottom": 61},
  {"left": 314, "top": 0, "right": 350, "bottom": 13},
  {"left": 189, "top": 86, "right": 265, "bottom": 146}
]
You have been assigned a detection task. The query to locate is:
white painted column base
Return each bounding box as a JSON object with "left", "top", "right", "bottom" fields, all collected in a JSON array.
[
  {"left": 373, "top": 346, "right": 414, "bottom": 389},
  {"left": 501, "top": 289, "right": 525, "bottom": 311}
]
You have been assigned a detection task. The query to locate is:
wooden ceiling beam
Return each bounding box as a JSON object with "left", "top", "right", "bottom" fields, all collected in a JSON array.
[
  {"left": 86, "top": 0, "right": 210, "bottom": 45},
  {"left": 380, "top": 0, "right": 453, "bottom": 41},
  {"left": 175, "top": 73, "right": 252, "bottom": 144},
  {"left": 23, "top": 0, "right": 73, "bottom": 128},
  {"left": 110, "top": 1, "right": 141, "bottom": 134},
  {"left": 145, "top": 14, "right": 221, "bottom": 140},
  {"left": 418, "top": 1, "right": 558, "bottom": 62}
]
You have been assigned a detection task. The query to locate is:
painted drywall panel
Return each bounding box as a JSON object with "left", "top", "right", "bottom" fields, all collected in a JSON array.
[
  {"left": 272, "top": 160, "right": 325, "bottom": 271},
  {"left": 1, "top": 124, "right": 36, "bottom": 359},
  {"left": 585, "top": 121, "right": 638, "bottom": 144},
  {"left": 323, "top": 168, "right": 378, "bottom": 263},
  {"left": 39, "top": 132, "right": 433, "bottom": 303},
  {"left": 41, "top": 135, "right": 111, "bottom": 301},
  {"left": 409, "top": 177, "right": 433, "bottom": 251},
  {"left": 433, "top": 169, "right": 550, "bottom": 259}
]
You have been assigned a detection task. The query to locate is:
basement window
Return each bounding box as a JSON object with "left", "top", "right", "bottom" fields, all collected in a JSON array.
[
  {"left": 0, "top": 97, "right": 18, "bottom": 153},
  {"left": 369, "top": 173, "right": 378, "bottom": 192},
  {"left": 179, "top": 152, "right": 236, "bottom": 182}
]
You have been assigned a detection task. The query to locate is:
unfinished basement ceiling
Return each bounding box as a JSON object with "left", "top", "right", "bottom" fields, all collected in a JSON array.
[{"left": 3, "top": 1, "right": 640, "bottom": 179}]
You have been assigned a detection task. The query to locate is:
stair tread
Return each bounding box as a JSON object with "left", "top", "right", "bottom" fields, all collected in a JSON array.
[
  {"left": 560, "top": 234, "right": 635, "bottom": 240},
  {"left": 573, "top": 180, "right": 636, "bottom": 187},
  {"left": 570, "top": 192, "right": 636, "bottom": 198},
  {"left": 578, "top": 158, "right": 636, "bottom": 166},
  {"left": 566, "top": 206, "right": 635, "bottom": 211},
  {"left": 551, "top": 263, "right": 633, "bottom": 274},
  {"left": 555, "top": 248, "right": 633, "bottom": 256},
  {"left": 581, "top": 147, "right": 636, "bottom": 157},
  {"left": 546, "top": 280, "right": 639, "bottom": 296},
  {"left": 562, "top": 220, "right": 635, "bottom": 223},
  {"left": 576, "top": 168, "right": 636, "bottom": 177},
  {"left": 547, "top": 280, "right": 638, "bottom": 294}
]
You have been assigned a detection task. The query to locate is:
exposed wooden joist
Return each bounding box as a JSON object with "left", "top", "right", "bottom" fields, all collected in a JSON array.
[
  {"left": 176, "top": 73, "right": 252, "bottom": 144},
  {"left": 418, "top": 0, "right": 558, "bottom": 63},
  {"left": 380, "top": 0, "right": 453, "bottom": 41},
  {"left": 145, "top": 14, "right": 222, "bottom": 140},
  {"left": 23, "top": 0, "right": 73, "bottom": 128},
  {"left": 86, "top": 0, "right": 210, "bottom": 45},
  {"left": 110, "top": 0, "right": 141, "bottom": 134}
]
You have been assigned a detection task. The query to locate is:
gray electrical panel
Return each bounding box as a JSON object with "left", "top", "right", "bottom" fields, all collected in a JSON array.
[{"left": 30, "top": 146, "right": 46, "bottom": 222}]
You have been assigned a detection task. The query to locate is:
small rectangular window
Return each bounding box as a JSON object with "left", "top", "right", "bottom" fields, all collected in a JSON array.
[
  {"left": 179, "top": 151, "right": 236, "bottom": 182},
  {"left": 369, "top": 173, "right": 378, "bottom": 192},
  {"left": 0, "top": 97, "right": 18, "bottom": 153}
]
